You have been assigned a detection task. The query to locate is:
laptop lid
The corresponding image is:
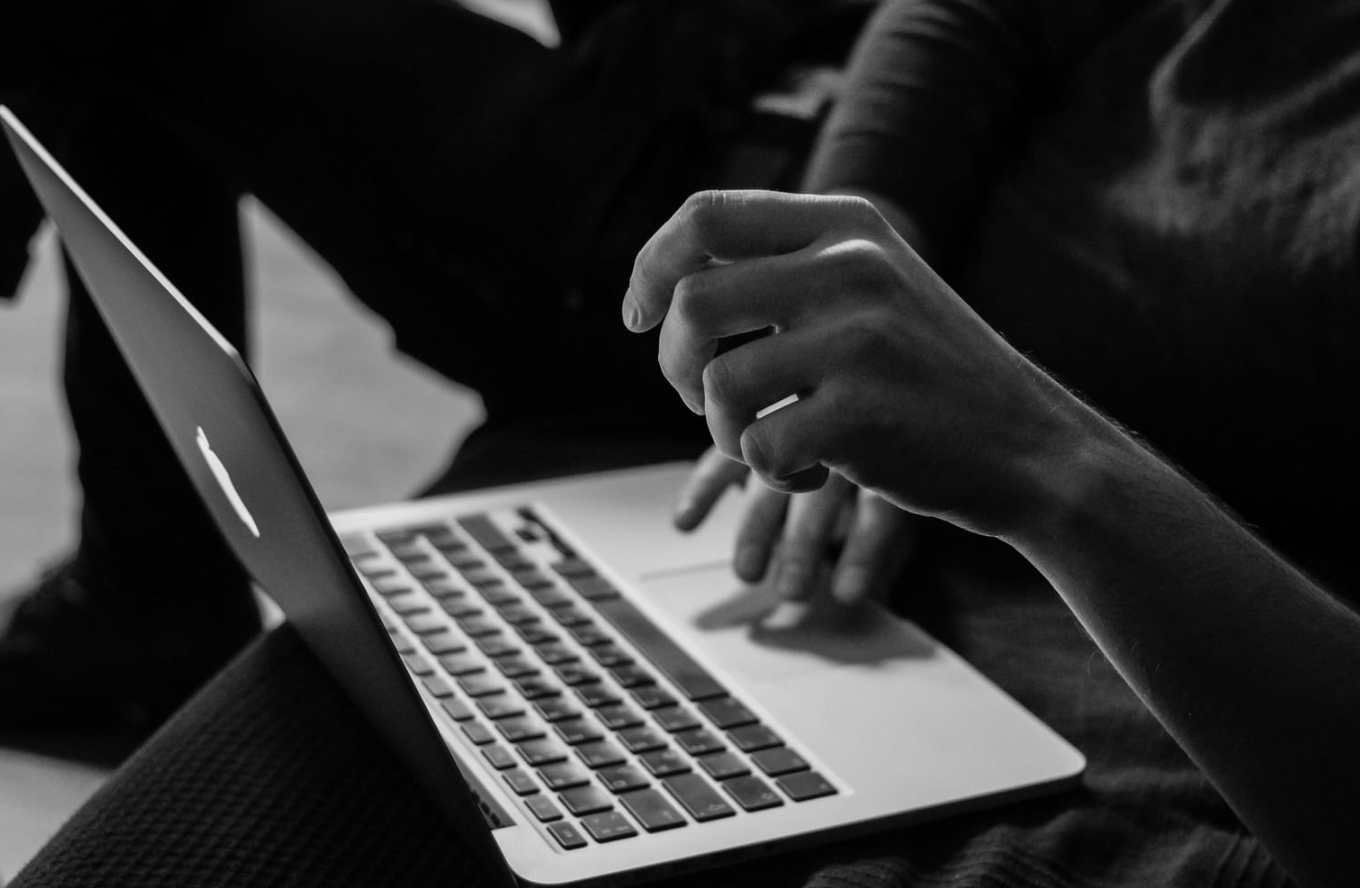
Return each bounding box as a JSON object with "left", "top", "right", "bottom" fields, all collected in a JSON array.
[{"left": 1, "top": 106, "right": 519, "bottom": 888}]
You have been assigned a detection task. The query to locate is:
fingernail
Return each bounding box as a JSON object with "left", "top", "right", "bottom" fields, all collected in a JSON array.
[
  {"left": 673, "top": 499, "right": 696, "bottom": 529},
  {"left": 834, "top": 567, "right": 869, "bottom": 604},
  {"left": 622, "top": 292, "right": 641, "bottom": 331},
  {"left": 734, "top": 544, "right": 763, "bottom": 581}
]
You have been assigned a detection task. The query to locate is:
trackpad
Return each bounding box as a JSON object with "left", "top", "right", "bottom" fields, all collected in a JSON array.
[{"left": 637, "top": 565, "right": 936, "bottom": 686}]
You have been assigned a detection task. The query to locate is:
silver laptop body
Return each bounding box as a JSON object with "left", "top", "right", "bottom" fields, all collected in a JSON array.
[{"left": 3, "top": 106, "right": 1083, "bottom": 887}]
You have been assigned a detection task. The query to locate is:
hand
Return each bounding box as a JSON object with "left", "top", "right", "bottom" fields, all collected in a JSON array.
[
  {"left": 674, "top": 446, "right": 916, "bottom": 604},
  {"left": 624, "top": 190, "right": 1080, "bottom": 537}
]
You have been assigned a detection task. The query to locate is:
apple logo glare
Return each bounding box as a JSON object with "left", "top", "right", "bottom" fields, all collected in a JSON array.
[{"left": 196, "top": 426, "right": 261, "bottom": 538}]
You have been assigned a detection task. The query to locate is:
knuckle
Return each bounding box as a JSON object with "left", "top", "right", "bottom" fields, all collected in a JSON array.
[
  {"left": 681, "top": 190, "right": 725, "bottom": 240},
  {"left": 840, "top": 195, "right": 889, "bottom": 235},
  {"left": 701, "top": 356, "right": 739, "bottom": 409},
  {"left": 670, "top": 274, "right": 710, "bottom": 330}
]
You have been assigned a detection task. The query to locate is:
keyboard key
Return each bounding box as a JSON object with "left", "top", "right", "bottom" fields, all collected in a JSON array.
[
  {"left": 620, "top": 788, "right": 686, "bottom": 833},
  {"left": 458, "top": 675, "right": 506, "bottom": 698},
  {"left": 438, "top": 653, "right": 485, "bottom": 676},
  {"left": 402, "top": 653, "right": 434, "bottom": 676},
  {"left": 751, "top": 747, "right": 810, "bottom": 777},
  {"left": 342, "top": 533, "right": 378, "bottom": 558},
  {"left": 493, "top": 655, "right": 539, "bottom": 679},
  {"left": 537, "top": 762, "right": 592, "bottom": 791},
  {"left": 559, "top": 785, "right": 614, "bottom": 817},
  {"left": 406, "top": 560, "right": 445, "bottom": 580},
  {"left": 459, "top": 566, "right": 503, "bottom": 588},
  {"left": 697, "top": 697, "right": 758, "bottom": 730},
  {"left": 516, "top": 625, "right": 560, "bottom": 646},
  {"left": 662, "top": 774, "right": 736, "bottom": 822},
  {"left": 553, "top": 717, "right": 604, "bottom": 746},
  {"left": 593, "top": 598, "right": 726, "bottom": 701},
  {"left": 390, "top": 632, "right": 416, "bottom": 654},
  {"left": 575, "top": 685, "right": 621, "bottom": 708},
  {"left": 503, "top": 769, "right": 539, "bottom": 796},
  {"left": 722, "top": 775, "right": 784, "bottom": 812},
  {"left": 617, "top": 726, "right": 667, "bottom": 754},
  {"left": 565, "top": 575, "right": 621, "bottom": 602},
  {"left": 653, "top": 707, "right": 701, "bottom": 733},
  {"left": 588, "top": 645, "right": 633, "bottom": 668},
  {"left": 388, "top": 595, "right": 429, "bottom": 616},
  {"left": 514, "top": 677, "right": 561, "bottom": 700},
  {"left": 439, "top": 598, "right": 483, "bottom": 619},
  {"left": 497, "top": 604, "right": 540, "bottom": 626},
  {"left": 776, "top": 771, "right": 837, "bottom": 802},
  {"left": 475, "top": 636, "right": 520, "bottom": 658},
  {"left": 454, "top": 615, "right": 501, "bottom": 637},
  {"left": 403, "top": 612, "right": 447, "bottom": 635},
  {"left": 517, "top": 738, "right": 569, "bottom": 766},
  {"left": 496, "top": 716, "right": 546, "bottom": 743},
  {"left": 609, "top": 665, "right": 655, "bottom": 689},
  {"left": 597, "top": 764, "right": 650, "bottom": 794},
  {"left": 421, "top": 675, "right": 454, "bottom": 698},
  {"left": 595, "top": 703, "right": 643, "bottom": 731},
  {"left": 371, "top": 575, "right": 415, "bottom": 597},
  {"left": 441, "top": 549, "right": 485, "bottom": 570},
  {"left": 478, "top": 585, "right": 521, "bottom": 607},
  {"left": 495, "top": 552, "right": 534, "bottom": 572},
  {"left": 674, "top": 729, "right": 725, "bottom": 757},
  {"left": 461, "top": 721, "right": 495, "bottom": 745},
  {"left": 422, "top": 631, "right": 466, "bottom": 655},
  {"left": 555, "top": 664, "right": 601, "bottom": 686},
  {"left": 440, "top": 697, "right": 475, "bottom": 721},
  {"left": 550, "top": 606, "right": 594, "bottom": 628},
  {"left": 511, "top": 568, "right": 555, "bottom": 589},
  {"left": 528, "top": 586, "right": 575, "bottom": 609},
  {"left": 422, "top": 576, "right": 467, "bottom": 598},
  {"left": 697, "top": 752, "right": 749, "bottom": 781},
  {"left": 534, "top": 641, "right": 578, "bottom": 664},
  {"left": 533, "top": 697, "right": 581, "bottom": 722},
  {"left": 376, "top": 528, "right": 416, "bottom": 545},
  {"left": 458, "top": 514, "right": 517, "bottom": 553},
  {"left": 482, "top": 744, "right": 517, "bottom": 770},
  {"left": 632, "top": 686, "right": 677, "bottom": 711},
  {"left": 387, "top": 540, "right": 426, "bottom": 561},
  {"left": 575, "top": 739, "right": 627, "bottom": 769},
  {"left": 545, "top": 821, "right": 587, "bottom": 849},
  {"left": 639, "top": 749, "right": 691, "bottom": 778},
  {"left": 568, "top": 625, "right": 612, "bottom": 647},
  {"left": 728, "top": 724, "right": 783, "bottom": 752},
  {"left": 551, "top": 559, "right": 596, "bottom": 579},
  {"left": 525, "top": 794, "right": 563, "bottom": 823},
  {"left": 580, "top": 811, "right": 638, "bottom": 843},
  {"left": 476, "top": 695, "right": 525, "bottom": 719}
]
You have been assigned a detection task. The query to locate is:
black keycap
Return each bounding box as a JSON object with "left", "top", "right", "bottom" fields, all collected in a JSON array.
[
  {"left": 525, "top": 794, "right": 563, "bottom": 823},
  {"left": 638, "top": 749, "right": 691, "bottom": 778},
  {"left": 391, "top": 633, "right": 416, "bottom": 654},
  {"left": 662, "top": 774, "right": 735, "bottom": 822},
  {"left": 421, "top": 675, "right": 454, "bottom": 698},
  {"left": 593, "top": 598, "right": 726, "bottom": 701},
  {"left": 555, "top": 664, "right": 600, "bottom": 687},
  {"left": 438, "top": 598, "right": 482, "bottom": 619},
  {"left": 550, "top": 606, "right": 594, "bottom": 628},
  {"left": 441, "top": 549, "right": 485, "bottom": 570},
  {"left": 387, "top": 540, "right": 426, "bottom": 561},
  {"left": 458, "top": 675, "right": 506, "bottom": 698},
  {"left": 580, "top": 811, "right": 638, "bottom": 843},
  {"left": 697, "top": 751, "right": 749, "bottom": 781},
  {"left": 568, "top": 625, "right": 612, "bottom": 647},
  {"left": 674, "top": 729, "right": 725, "bottom": 757},
  {"left": 617, "top": 726, "right": 667, "bottom": 754},
  {"left": 514, "top": 677, "right": 561, "bottom": 700},
  {"left": 597, "top": 764, "right": 650, "bottom": 794},
  {"left": 342, "top": 533, "right": 378, "bottom": 558},
  {"left": 458, "top": 515, "right": 517, "bottom": 553},
  {"left": 516, "top": 625, "right": 560, "bottom": 646},
  {"left": 595, "top": 703, "right": 643, "bottom": 731},
  {"left": 389, "top": 595, "right": 429, "bottom": 616},
  {"left": 620, "top": 788, "right": 686, "bottom": 832},
  {"left": 776, "top": 771, "right": 837, "bottom": 802},
  {"left": 440, "top": 697, "right": 475, "bottom": 721},
  {"left": 728, "top": 724, "right": 783, "bottom": 753},
  {"left": 534, "top": 641, "right": 577, "bottom": 664},
  {"left": 528, "top": 586, "right": 575, "bottom": 609},
  {"left": 403, "top": 612, "right": 447, "bottom": 635},
  {"left": 511, "top": 568, "right": 555, "bottom": 589},
  {"left": 537, "top": 762, "right": 592, "bottom": 791},
  {"left": 553, "top": 717, "right": 604, "bottom": 746},
  {"left": 402, "top": 653, "right": 434, "bottom": 676},
  {"left": 495, "top": 552, "right": 534, "bottom": 572},
  {"left": 575, "top": 684, "right": 620, "bottom": 708},
  {"left": 370, "top": 575, "right": 414, "bottom": 597},
  {"left": 496, "top": 716, "right": 546, "bottom": 743},
  {"left": 551, "top": 559, "right": 596, "bottom": 579},
  {"left": 475, "top": 636, "right": 520, "bottom": 658},
  {"left": 588, "top": 645, "right": 633, "bottom": 668},
  {"left": 459, "top": 566, "right": 503, "bottom": 588},
  {"left": 476, "top": 695, "right": 525, "bottom": 720},
  {"left": 533, "top": 697, "right": 581, "bottom": 722},
  {"left": 406, "top": 560, "right": 445, "bottom": 580},
  {"left": 454, "top": 614, "right": 501, "bottom": 637},
  {"left": 379, "top": 611, "right": 397, "bottom": 632},
  {"left": 422, "top": 577, "right": 467, "bottom": 599},
  {"left": 517, "top": 738, "right": 569, "bottom": 766},
  {"left": 479, "top": 585, "right": 521, "bottom": 607},
  {"left": 502, "top": 769, "right": 539, "bottom": 796},
  {"left": 565, "top": 575, "right": 621, "bottom": 602},
  {"left": 722, "top": 775, "right": 784, "bottom": 812},
  {"left": 376, "top": 528, "right": 416, "bottom": 546},
  {"left": 545, "top": 821, "right": 587, "bottom": 849},
  {"left": 751, "top": 747, "right": 809, "bottom": 777},
  {"left": 559, "top": 785, "right": 613, "bottom": 817},
  {"left": 632, "top": 686, "right": 677, "bottom": 711},
  {"left": 438, "top": 652, "right": 485, "bottom": 676},
  {"left": 493, "top": 656, "right": 539, "bottom": 679},
  {"left": 575, "top": 739, "right": 627, "bottom": 769},
  {"left": 697, "top": 697, "right": 758, "bottom": 730},
  {"left": 482, "top": 744, "right": 517, "bottom": 770},
  {"left": 497, "top": 604, "right": 540, "bottom": 626},
  {"left": 461, "top": 721, "right": 495, "bottom": 745},
  {"left": 653, "top": 707, "right": 701, "bottom": 733},
  {"left": 422, "top": 632, "right": 466, "bottom": 655},
  {"left": 609, "top": 665, "right": 655, "bottom": 689}
]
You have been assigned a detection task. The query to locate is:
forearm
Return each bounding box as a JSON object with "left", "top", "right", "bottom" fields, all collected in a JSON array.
[{"left": 1005, "top": 395, "right": 1360, "bottom": 887}]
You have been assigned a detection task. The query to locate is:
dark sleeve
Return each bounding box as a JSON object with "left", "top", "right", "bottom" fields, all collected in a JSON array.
[{"left": 805, "top": 0, "right": 1155, "bottom": 260}]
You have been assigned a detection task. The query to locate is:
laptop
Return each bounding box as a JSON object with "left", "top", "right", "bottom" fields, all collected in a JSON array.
[{"left": 2, "top": 106, "right": 1083, "bottom": 887}]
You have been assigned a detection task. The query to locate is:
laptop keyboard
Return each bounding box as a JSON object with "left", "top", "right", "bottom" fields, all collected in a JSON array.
[{"left": 342, "top": 507, "right": 837, "bottom": 849}]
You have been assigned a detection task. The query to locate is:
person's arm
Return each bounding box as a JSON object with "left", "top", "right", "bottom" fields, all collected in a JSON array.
[{"left": 625, "top": 189, "right": 1360, "bottom": 887}]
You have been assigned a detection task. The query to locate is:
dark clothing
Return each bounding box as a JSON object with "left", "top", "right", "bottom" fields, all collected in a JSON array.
[{"left": 813, "top": 0, "right": 1360, "bottom": 582}]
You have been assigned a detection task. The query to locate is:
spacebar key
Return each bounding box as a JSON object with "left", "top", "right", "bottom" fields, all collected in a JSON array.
[{"left": 592, "top": 598, "right": 726, "bottom": 701}]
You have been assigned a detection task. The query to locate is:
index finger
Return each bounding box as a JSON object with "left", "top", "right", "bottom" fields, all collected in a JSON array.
[{"left": 622, "top": 190, "right": 867, "bottom": 333}]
